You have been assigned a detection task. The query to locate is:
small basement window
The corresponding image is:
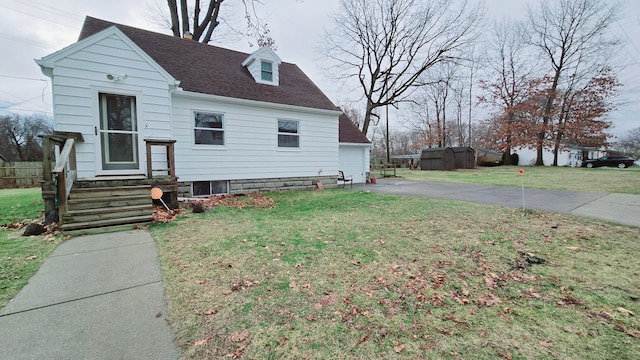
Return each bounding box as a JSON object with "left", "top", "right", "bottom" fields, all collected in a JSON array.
[
  {"left": 278, "top": 120, "right": 299, "bottom": 148},
  {"left": 192, "top": 180, "right": 228, "bottom": 196},
  {"left": 261, "top": 61, "right": 273, "bottom": 82},
  {"left": 194, "top": 112, "right": 224, "bottom": 145}
]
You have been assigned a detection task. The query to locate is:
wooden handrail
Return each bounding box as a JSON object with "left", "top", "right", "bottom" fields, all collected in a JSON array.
[
  {"left": 53, "top": 138, "right": 75, "bottom": 174},
  {"left": 52, "top": 138, "right": 78, "bottom": 221},
  {"left": 41, "top": 132, "right": 83, "bottom": 224}
]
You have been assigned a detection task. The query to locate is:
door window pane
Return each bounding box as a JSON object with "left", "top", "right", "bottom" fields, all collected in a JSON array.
[
  {"left": 103, "top": 133, "right": 137, "bottom": 162},
  {"left": 100, "top": 94, "right": 136, "bottom": 131}
]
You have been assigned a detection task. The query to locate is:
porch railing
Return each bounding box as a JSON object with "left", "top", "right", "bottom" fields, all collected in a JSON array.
[{"left": 41, "top": 132, "right": 83, "bottom": 223}]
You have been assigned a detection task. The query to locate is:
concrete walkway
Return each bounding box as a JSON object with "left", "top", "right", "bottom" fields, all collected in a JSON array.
[
  {"left": 367, "top": 178, "right": 640, "bottom": 227},
  {"left": 0, "top": 230, "right": 179, "bottom": 360}
]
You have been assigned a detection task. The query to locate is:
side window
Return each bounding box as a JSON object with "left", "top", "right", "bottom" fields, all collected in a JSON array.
[
  {"left": 278, "top": 120, "right": 299, "bottom": 148},
  {"left": 194, "top": 112, "right": 224, "bottom": 145},
  {"left": 193, "top": 181, "right": 229, "bottom": 196},
  {"left": 261, "top": 61, "right": 273, "bottom": 82}
]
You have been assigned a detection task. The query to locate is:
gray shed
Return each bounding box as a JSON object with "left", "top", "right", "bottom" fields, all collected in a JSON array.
[
  {"left": 451, "top": 147, "right": 476, "bottom": 169},
  {"left": 420, "top": 147, "right": 455, "bottom": 170}
]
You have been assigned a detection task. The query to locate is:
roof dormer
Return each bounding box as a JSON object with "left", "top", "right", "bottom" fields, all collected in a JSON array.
[{"left": 242, "top": 46, "right": 282, "bottom": 86}]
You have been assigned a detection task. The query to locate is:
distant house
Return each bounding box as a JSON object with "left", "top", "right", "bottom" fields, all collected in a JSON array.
[
  {"left": 36, "top": 16, "right": 370, "bottom": 197},
  {"left": 514, "top": 145, "right": 606, "bottom": 167}
]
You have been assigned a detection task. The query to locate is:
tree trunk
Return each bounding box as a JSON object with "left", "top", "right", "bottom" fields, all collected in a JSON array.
[{"left": 167, "top": 0, "right": 180, "bottom": 37}]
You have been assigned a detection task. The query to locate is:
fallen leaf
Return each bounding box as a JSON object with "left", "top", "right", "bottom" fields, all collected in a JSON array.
[
  {"left": 194, "top": 337, "right": 211, "bottom": 347},
  {"left": 617, "top": 307, "right": 635, "bottom": 317},
  {"left": 393, "top": 342, "right": 405, "bottom": 353},
  {"left": 222, "top": 289, "right": 233, "bottom": 295},
  {"left": 539, "top": 341, "right": 553, "bottom": 348},
  {"left": 25, "top": 255, "right": 37, "bottom": 260},
  {"left": 485, "top": 276, "right": 497, "bottom": 289},
  {"left": 436, "top": 327, "right": 455, "bottom": 335},
  {"left": 203, "top": 309, "right": 217, "bottom": 315},
  {"left": 499, "top": 351, "right": 513, "bottom": 360},
  {"left": 279, "top": 337, "right": 288, "bottom": 346},
  {"left": 230, "top": 330, "right": 249, "bottom": 343},
  {"left": 565, "top": 246, "right": 578, "bottom": 251}
]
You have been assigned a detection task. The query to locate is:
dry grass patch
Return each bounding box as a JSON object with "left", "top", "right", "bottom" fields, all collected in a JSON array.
[{"left": 151, "top": 190, "right": 639, "bottom": 359}]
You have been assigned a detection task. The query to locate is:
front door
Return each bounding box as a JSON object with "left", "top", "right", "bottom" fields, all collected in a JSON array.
[{"left": 98, "top": 93, "right": 140, "bottom": 172}]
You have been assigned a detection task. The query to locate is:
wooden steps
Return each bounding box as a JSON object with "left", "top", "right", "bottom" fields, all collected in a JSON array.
[{"left": 61, "top": 179, "right": 153, "bottom": 233}]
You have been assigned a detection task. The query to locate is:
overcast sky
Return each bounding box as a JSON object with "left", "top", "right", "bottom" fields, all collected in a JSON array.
[{"left": 0, "top": 0, "right": 638, "bottom": 138}]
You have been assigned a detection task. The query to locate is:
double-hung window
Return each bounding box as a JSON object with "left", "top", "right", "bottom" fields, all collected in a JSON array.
[
  {"left": 194, "top": 112, "right": 224, "bottom": 145},
  {"left": 278, "top": 120, "right": 299, "bottom": 148},
  {"left": 261, "top": 61, "right": 273, "bottom": 82}
]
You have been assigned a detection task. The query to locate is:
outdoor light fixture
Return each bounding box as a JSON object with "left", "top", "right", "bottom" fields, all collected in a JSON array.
[{"left": 106, "top": 73, "right": 128, "bottom": 82}]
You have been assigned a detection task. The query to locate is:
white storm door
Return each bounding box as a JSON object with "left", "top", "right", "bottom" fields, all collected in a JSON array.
[{"left": 98, "top": 93, "right": 140, "bottom": 172}]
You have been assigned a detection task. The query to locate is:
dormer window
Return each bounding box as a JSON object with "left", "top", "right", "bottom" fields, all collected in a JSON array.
[
  {"left": 242, "top": 46, "right": 282, "bottom": 86},
  {"left": 261, "top": 61, "right": 273, "bottom": 82}
]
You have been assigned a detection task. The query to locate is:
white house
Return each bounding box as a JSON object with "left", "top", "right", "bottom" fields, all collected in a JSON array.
[
  {"left": 36, "top": 16, "right": 370, "bottom": 199},
  {"left": 515, "top": 146, "right": 606, "bottom": 167}
]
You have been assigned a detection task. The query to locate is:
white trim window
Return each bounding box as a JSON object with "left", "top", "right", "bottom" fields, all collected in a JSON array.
[
  {"left": 278, "top": 120, "right": 299, "bottom": 148},
  {"left": 194, "top": 112, "right": 224, "bottom": 145},
  {"left": 261, "top": 60, "right": 273, "bottom": 82}
]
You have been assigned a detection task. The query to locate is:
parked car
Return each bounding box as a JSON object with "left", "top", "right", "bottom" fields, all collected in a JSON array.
[{"left": 583, "top": 156, "right": 636, "bottom": 168}]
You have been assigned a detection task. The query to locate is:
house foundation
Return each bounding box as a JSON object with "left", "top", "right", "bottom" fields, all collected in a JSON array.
[{"left": 178, "top": 175, "right": 339, "bottom": 197}]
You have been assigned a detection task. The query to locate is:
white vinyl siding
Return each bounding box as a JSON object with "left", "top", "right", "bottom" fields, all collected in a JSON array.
[
  {"left": 339, "top": 144, "right": 371, "bottom": 184},
  {"left": 171, "top": 94, "right": 339, "bottom": 182},
  {"left": 42, "top": 31, "right": 173, "bottom": 178}
]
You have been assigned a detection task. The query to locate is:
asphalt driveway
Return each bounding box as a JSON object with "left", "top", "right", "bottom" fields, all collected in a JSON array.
[{"left": 366, "top": 178, "right": 640, "bottom": 227}]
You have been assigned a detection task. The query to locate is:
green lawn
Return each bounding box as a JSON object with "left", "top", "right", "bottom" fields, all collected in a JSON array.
[
  {"left": 0, "top": 188, "right": 60, "bottom": 308},
  {"left": 392, "top": 166, "right": 640, "bottom": 194},
  {"left": 151, "top": 190, "right": 639, "bottom": 359}
]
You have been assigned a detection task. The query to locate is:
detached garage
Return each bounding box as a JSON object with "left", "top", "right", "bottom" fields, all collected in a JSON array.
[{"left": 338, "top": 114, "right": 371, "bottom": 183}]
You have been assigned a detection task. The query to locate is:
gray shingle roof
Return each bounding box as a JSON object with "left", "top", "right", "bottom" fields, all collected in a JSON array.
[
  {"left": 339, "top": 113, "right": 370, "bottom": 144},
  {"left": 78, "top": 16, "right": 338, "bottom": 112}
]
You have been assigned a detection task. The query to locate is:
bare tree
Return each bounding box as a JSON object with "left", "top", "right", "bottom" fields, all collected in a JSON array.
[
  {"left": 321, "top": 0, "right": 484, "bottom": 136},
  {"left": 615, "top": 127, "right": 640, "bottom": 158},
  {"left": 528, "top": 0, "right": 621, "bottom": 165},
  {"left": 0, "top": 113, "right": 52, "bottom": 161},
  {"left": 478, "top": 19, "right": 539, "bottom": 164},
  {"left": 151, "top": 0, "right": 274, "bottom": 46}
]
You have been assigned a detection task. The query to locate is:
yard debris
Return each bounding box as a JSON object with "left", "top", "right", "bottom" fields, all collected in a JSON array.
[
  {"left": 152, "top": 194, "right": 276, "bottom": 223},
  {"left": 2, "top": 221, "right": 60, "bottom": 237},
  {"left": 194, "top": 336, "right": 211, "bottom": 347},
  {"left": 183, "top": 193, "right": 275, "bottom": 211},
  {"left": 616, "top": 307, "right": 635, "bottom": 317},
  {"left": 153, "top": 206, "right": 184, "bottom": 223},
  {"left": 22, "top": 223, "right": 46, "bottom": 236},
  {"left": 229, "top": 330, "right": 250, "bottom": 343}
]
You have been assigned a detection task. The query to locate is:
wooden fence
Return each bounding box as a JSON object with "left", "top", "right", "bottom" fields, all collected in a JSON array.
[{"left": 0, "top": 161, "right": 43, "bottom": 188}]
